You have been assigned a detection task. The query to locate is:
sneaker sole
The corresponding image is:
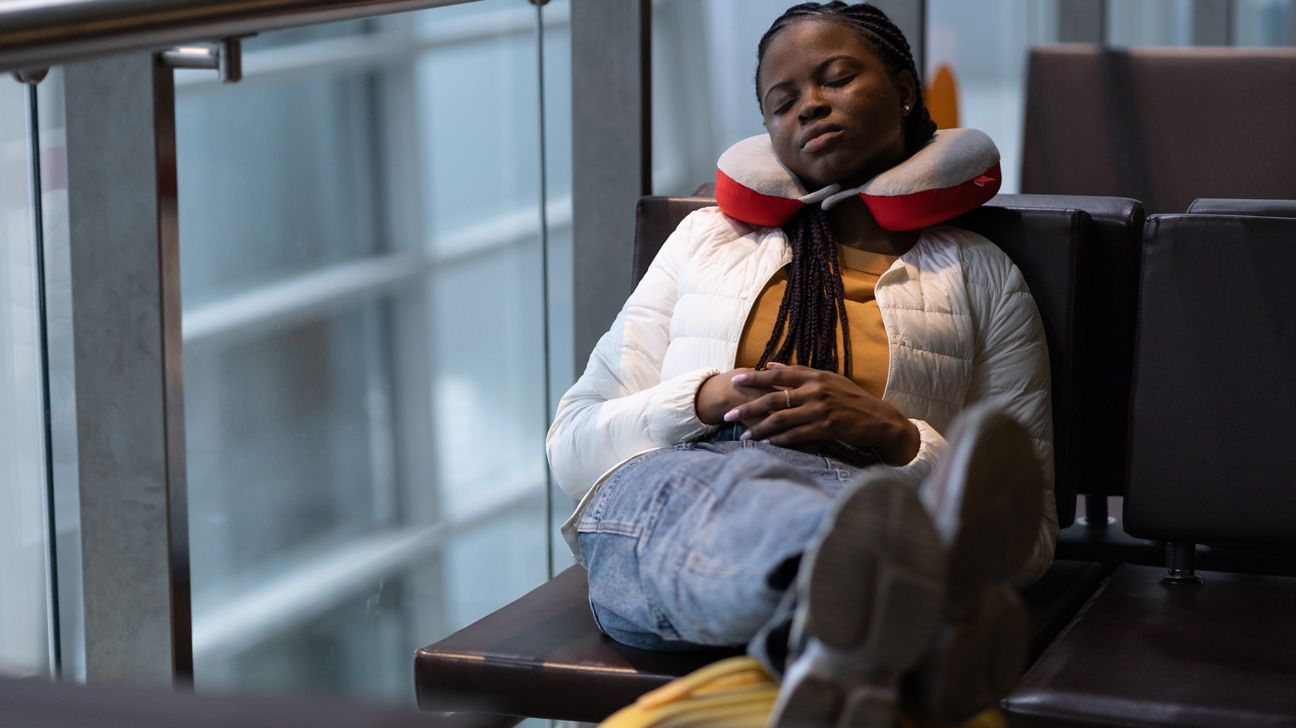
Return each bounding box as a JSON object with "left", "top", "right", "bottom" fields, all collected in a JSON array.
[
  {"left": 914, "top": 405, "right": 1044, "bottom": 724},
  {"left": 772, "top": 474, "right": 945, "bottom": 728},
  {"left": 916, "top": 585, "right": 1028, "bottom": 725},
  {"left": 940, "top": 412, "right": 1042, "bottom": 609}
]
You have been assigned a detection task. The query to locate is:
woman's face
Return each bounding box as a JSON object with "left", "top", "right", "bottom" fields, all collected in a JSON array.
[{"left": 757, "top": 19, "right": 916, "bottom": 191}]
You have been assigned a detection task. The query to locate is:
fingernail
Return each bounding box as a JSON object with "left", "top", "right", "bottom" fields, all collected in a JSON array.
[
  {"left": 739, "top": 430, "right": 752, "bottom": 441},
  {"left": 723, "top": 408, "right": 740, "bottom": 422},
  {"left": 731, "top": 373, "right": 749, "bottom": 384}
]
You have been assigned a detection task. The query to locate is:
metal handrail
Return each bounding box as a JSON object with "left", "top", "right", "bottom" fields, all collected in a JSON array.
[{"left": 0, "top": 0, "right": 478, "bottom": 74}]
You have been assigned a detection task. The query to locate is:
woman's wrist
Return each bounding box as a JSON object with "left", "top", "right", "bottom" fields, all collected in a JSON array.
[
  {"left": 881, "top": 417, "right": 921, "bottom": 465},
  {"left": 694, "top": 372, "right": 728, "bottom": 425}
]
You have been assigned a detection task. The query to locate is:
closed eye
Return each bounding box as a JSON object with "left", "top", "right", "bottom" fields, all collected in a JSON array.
[
  {"left": 772, "top": 95, "right": 797, "bottom": 115},
  {"left": 824, "top": 75, "right": 855, "bottom": 88}
]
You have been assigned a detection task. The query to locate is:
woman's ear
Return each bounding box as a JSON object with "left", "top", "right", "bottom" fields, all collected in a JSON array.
[{"left": 895, "top": 69, "right": 918, "bottom": 114}]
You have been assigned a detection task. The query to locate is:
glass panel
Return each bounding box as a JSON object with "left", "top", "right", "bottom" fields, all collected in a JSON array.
[
  {"left": 425, "top": 246, "right": 547, "bottom": 520},
  {"left": 409, "top": 4, "right": 545, "bottom": 244},
  {"left": 1105, "top": 0, "right": 1196, "bottom": 47},
  {"left": 197, "top": 505, "right": 544, "bottom": 707},
  {"left": 1235, "top": 0, "right": 1296, "bottom": 46},
  {"left": 542, "top": 0, "right": 576, "bottom": 574},
  {"left": 0, "top": 79, "right": 52, "bottom": 679},
  {"left": 181, "top": 0, "right": 551, "bottom": 707},
  {"left": 927, "top": 0, "right": 1061, "bottom": 193},
  {"left": 176, "top": 70, "right": 382, "bottom": 307},
  {"left": 27, "top": 69, "right": 83, "bottom": 682},
  {"left": 186, "top": 304, "right": 390, "bottom": 592},
  {"left": 651, "top": 0, "right": 795, "bottom": 196}
]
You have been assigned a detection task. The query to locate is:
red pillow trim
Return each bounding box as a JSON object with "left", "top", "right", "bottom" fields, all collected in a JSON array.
[
  {"left": 715, "top": 168, "right": 804, "bottom": 227},
  {"left": 861, "top": 162, "right": 1001, "bottom": 231}
]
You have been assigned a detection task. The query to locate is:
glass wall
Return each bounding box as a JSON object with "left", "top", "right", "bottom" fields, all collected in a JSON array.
[
  {"left": 174, "top": 0, "right": 557, "bottom": 707},
  {"left": 651, "top": 0, "right": 806, "bottom": 196},
  {"left": 1106, "top": 0, "right": 1198, "bottom": 46},
  {"left": 1235, "top": 0, "right": 1296, "bottom": 45},
  {"left": 1105, "top": 0, "right": 1296, "bottom": 47},
  {"left": 926, "top": 0, "right": 1060, "bottom": 194},
  {"left": 0, "top": 80, "right": 51, "bottom": 680},
  {"left": 541, "top": 0, "right": 576, "bottom": 570}
]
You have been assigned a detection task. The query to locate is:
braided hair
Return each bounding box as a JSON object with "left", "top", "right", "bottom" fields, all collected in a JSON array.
[{"left": 752, "top": 2, "right": 937, "bottom": 377}]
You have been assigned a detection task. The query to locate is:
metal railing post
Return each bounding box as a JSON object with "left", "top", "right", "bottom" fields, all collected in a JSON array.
[{"left": 55, "top": 51, "right": 191, "bottom": 685}]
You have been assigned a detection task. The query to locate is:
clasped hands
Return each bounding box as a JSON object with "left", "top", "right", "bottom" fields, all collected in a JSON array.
[{"left": 694, "top": 363, "right": 920, "bottom": 467}]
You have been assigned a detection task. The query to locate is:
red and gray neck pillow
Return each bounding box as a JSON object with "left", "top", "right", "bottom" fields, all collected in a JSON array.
[{"left": 714, "top": 128, "right": 1001, "bottom": 231}]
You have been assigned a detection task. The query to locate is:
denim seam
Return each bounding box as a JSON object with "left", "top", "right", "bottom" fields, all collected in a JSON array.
[
  {"left": 646, "top": 469, "right": 724, "bottom": 642},
  {"left": 637, "top": 470, "right": 704, "bottom": 642}
]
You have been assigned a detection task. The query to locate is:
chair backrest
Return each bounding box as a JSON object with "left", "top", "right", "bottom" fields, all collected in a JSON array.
[
  {"left": 1022, "top": 46, "right": 1296, "bottom": 214},
  {"left": 1188, "top": 198, "right": 1296, "bottom": 217},
  {"left": 1124, "top": 214, "right": 1296, "bottom": 546},
  {"left": 632, "top": 195, "right": 1125, "bottom": 528},
  {"left": 982, "top": 195, "right": 1145, "bottom": 507},
  {"left": 633, "top": 196, "right": 715, "bottom": 285},
  {"left": 948, "top": 200, "right": 1086, "bottom": 527}
]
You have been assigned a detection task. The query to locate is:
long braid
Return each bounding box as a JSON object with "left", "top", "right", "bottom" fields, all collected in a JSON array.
[
  {"left": 752, "top": 2, "right": 935, "bottom": 378},
  {"left": 756, "top": 207, "right": 853, "bottom": 375}
]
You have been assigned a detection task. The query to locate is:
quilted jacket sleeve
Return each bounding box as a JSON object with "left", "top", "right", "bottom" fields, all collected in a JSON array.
[
  {"left": 891, "top": 420, "right": 949, "bottom": 487},
  {"left": 965, "top": 252, "right": 1059, "bottom": 586},
  {"left": 546, "top": 211, "right": 721, "bottom": 501}
]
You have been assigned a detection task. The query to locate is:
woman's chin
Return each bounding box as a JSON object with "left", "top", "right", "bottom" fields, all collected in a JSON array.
[{"left": 799, "top": 163, "right": 874, "bottom": 192}]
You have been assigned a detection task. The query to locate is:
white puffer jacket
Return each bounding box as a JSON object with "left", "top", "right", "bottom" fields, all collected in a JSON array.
[{"left": 547, "top": 207, "right": 1058, "bottom": 583}]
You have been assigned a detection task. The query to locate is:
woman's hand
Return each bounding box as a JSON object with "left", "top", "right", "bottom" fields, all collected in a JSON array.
[
  {"left": 725, "top": 363, "right": 920, "bottom": 466},
  {"left": 695, "top": 368, "right": 772, "bottom": 425}
]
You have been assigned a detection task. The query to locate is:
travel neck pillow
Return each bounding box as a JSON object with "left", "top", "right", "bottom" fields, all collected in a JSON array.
[{"left": 714, "top": 128, "right": 1001, "bottom": 231}]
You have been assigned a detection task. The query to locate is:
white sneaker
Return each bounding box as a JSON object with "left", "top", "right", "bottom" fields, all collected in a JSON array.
[
  {"left": 911, "top": 402, "right": 1044, "bottom": 725},
  {"left": 770, "top": 472, "right": 946, "bottom": 728}
]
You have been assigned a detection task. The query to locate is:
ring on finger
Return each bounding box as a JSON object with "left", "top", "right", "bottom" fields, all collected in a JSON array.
[{"left": 784, "top": 389, "right": 792, "bottom": 409}]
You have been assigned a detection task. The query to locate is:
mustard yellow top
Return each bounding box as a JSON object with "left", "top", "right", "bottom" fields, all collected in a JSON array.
[{"left": 734, "top": 246, "right": 896, "bottom": 399}]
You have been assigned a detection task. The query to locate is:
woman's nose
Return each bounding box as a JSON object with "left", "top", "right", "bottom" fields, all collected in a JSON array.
[{"left": 797, "top": 90, "right": 830, "bottom": 122}]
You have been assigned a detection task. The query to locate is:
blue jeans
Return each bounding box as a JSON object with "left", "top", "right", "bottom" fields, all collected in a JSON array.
[{"left": 575, "top": 426, "right": 864, "bottom": 651}]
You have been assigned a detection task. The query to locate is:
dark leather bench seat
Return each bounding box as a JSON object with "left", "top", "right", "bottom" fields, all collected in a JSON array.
[
  {"left": 1003, "top": 564, "right": 1296, "bottom": 728},
  {"left": 415, "top": 565, "right": 740, "bottom": 723},
  {"left": 416, "top": 560, "right": 1108, "bottom": 724}
]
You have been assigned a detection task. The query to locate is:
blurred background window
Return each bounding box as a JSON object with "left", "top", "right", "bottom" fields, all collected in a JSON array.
[{"left": 172, "top": 0, "right": 568, "bottom": 708}]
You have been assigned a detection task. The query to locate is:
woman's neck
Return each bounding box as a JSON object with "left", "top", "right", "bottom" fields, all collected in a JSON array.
[{"left": 826, "top": 197, "right": 920, "bottom": 255}]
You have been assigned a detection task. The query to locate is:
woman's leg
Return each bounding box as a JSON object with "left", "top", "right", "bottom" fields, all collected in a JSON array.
[{"left": 576, "top": 442, "right": 857, "bottom": 649}]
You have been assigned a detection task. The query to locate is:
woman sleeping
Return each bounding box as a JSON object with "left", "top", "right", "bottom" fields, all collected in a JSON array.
[{"left": 547, "top": 3, "right": 1057, "bottom": 725}]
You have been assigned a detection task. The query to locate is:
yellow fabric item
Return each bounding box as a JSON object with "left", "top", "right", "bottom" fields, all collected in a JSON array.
[
  {"left": 601, "top": 657, "right": 777, "bottom": 728},
  {"left": 600, "top": 656, "right": 1006, "bottom": 728},
  {"left": 735, "top": 246, "right": 896, "bottom": 399}
]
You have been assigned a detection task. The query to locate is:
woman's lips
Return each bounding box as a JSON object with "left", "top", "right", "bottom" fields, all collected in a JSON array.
[{"left": 802, "top": 128, "right": 845, "bottom": 153}]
